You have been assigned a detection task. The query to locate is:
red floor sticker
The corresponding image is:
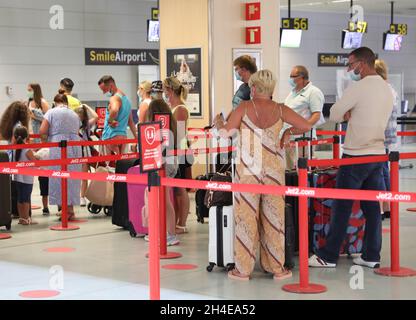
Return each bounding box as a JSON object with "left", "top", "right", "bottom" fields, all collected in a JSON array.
[
  {"left": 162, "top": 264, "right": 198, "bottom": 270},
  {"left": 0, "top": 234, "right": 12, "bottom": 240},
  {"left": 44, "top": 247, "right": 76, "bottom": 253},
  {"left": 19, "top": 290, "right": 60, "bottom": 299},
  {"left": 383, "top": 228, "right": 390, "bottom": 234},
  {"left": 406, "top": 208, "right": 416, "bottom": 212},
  {"left": 31, "top": 205, "right": 41, "bottom": 210}
]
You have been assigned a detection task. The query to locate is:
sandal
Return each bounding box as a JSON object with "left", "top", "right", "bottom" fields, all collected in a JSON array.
[
  {"left": 273, "top": 269, "right": 292, "bottom": 281},
  {"left": 58, "top": 214, "right": 76, "bottom": 221},
  {"left": 18, "top": 218, "right": 39, "bottom": 225},
  {"left": 176, "top": 225, "right": 188, "bottom": 234},
  {"left": 228, "top": 270, "right": 250, "bottom": 281}
]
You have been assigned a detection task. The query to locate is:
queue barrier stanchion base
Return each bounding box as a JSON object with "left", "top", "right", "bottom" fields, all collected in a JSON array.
[
  {"left": 146, "top": 252, "right": 183, "bottom": 260},
  {"left": 282, "top": 283, "right": 327, "bottom": 294},
  {"left": 50, "top": 225, "right": 80, "bottom": 231},
  {"left": 374, "top": 267, "right": 416, "bottom": 277},
  {"left": 0, "top": 233, "right": 12, "bottom": 240},
  {"left": 406, "top": 208, "right": 416, "bottom": 212}
]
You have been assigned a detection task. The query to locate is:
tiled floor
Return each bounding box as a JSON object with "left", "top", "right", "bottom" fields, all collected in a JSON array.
[{"left": 1, "top": 143, "right": 416, "bottom": 300}]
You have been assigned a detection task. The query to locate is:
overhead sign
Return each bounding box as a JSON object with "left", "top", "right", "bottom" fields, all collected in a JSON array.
[
  {"left": 85, "top": 48, "right": 159, "bottom": 65},
  {"left": 138, "top": 122, "right": 163, "bottom": 173},
  {"left": 348, "top": 21, "right": 368, "bottom": 33},
  {"left": 153, "top": 113, "right": 171, "bottom": 148},
  {"left": 245, "top": 2, "right": 261, "bottom": 21},
  {"left": 152, "top": 7, "right": 159, "bottom": 20},
  {"left": 389, "top": 23, "right": 407, "bottom": 35},
  {"left": 318, "top": 53, "right": 349, "bottom": 67},
  {"left": 281, "top": 17, "right": 308, "bottom": 30}
]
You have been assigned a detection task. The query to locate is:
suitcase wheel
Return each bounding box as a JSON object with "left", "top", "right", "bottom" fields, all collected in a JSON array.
[
  {"left": 87, "top": 203, "right": 102, "bottom": 214},
  {"left": 128, "top": 221, "right": 137, "bottom": 238},
  {"left": 206, "top": 263, "right": 215, "bottom": 272},
  {"left": 5, "top": 223, "right": 11, "bottom": 231},
  {"left": 226, "top": 264, "right": 235, "bottom": 272},
  {"left": 103, "top": 206, "right": 112, "bottom": 216}
]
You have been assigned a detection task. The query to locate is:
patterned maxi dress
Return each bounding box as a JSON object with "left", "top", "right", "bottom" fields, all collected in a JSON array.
[
  {"left": 44, "top": 107, "right": 82, "bottom": 206},
  {"left": 234, "top": 102, "right": 286, "bottom": 276}
]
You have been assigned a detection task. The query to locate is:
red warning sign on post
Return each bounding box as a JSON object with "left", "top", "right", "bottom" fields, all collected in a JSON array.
[
  {"left": 246, "top": 26, "right": 261, "bottom": 44},
  {"left": 96, "top": 107, "right": 107, "bottom": 129},
  {"left": 153, "top": 113, "right": 171, "bottom": 148},
  {"left": 138, "top": 122, "right": 163, "bottom": 173},
  {"left": 246, "top": 2, "right": 261, "bottom": 21}
]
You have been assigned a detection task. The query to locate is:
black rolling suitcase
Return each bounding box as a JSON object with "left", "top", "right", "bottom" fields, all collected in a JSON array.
[
  {"left": 0, "top": 151, "right": 12, "bottom": 231},
  {"left": 284, "top": 203, "right": 295, "bottom": 269},
  {"left": 112, "top": 158, "right": 139, "bottom": 229}
]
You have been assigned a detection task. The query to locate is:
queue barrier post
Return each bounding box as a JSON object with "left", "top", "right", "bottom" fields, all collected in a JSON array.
[
  {"left": 50, "top": 140, "right": 79, "bottom": 231},
  {"left": 159, "top": 168, "right": 182, "bottom": 259},
  {"left": 375, "top": 151, "right": 416, "bottom": 277},
  {"left": 333, "top": 136, "right": 340, "bottom": 160},
  {"left": 148, "top": 171, "right": 161, "bottom": 300},
  {"left": 282, "top": 158, "right": 327, "bottom": 294}
]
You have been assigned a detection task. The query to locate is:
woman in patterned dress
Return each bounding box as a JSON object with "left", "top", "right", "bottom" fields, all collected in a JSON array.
[
  {"left": 39, "top": 94, "right": 82, "bottom": 220},
  {"left": 214, "top": 70, "right": 311, "bottom": 281}
]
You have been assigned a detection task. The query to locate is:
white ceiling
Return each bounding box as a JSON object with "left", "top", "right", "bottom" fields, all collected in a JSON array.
[{"left": 280, "top": 0, "right": 416, "bottom": 16}]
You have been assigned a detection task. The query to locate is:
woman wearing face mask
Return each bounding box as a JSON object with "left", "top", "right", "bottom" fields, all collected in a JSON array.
[
  {"left": 27, "top": 83, "right": 51, "bottom": 215},
  {"left": 213, "top": 70, "right": 312, "bottom": 281},
  {"left": 162, "top": 76, "right": 192, "bottom": 235},
  {"left": 39, "top": 94, "right": 82, "bottom": 220},
  {"left": 137, "top": 81, "right": 152, "bottom": 124}
]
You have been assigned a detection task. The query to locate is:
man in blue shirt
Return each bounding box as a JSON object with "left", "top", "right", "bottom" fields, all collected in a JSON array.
[
  {"left": 282, "top": 65, "right": 325, "bottom": 169},
  {"left": 232, "top": 55, "right": 258, "bottom": 111},
  {"left": 98, "top": 75, "right": 137, "bottom": 155}
]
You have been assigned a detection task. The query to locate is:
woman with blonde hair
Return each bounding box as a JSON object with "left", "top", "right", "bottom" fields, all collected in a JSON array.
[
  {"left": 162, "top": 76, "right": 192, "bottom": 234},
  {"left": 214, "top": 69, "right": 311, "bottom": 281},
  {"left": 137, "top": 80, "right": 153, "bottom": 123},
  {"left": 375, "top": 59, "right": 400, "bottom": 219}
]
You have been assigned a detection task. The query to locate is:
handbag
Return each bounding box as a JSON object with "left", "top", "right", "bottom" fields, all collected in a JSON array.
[{"left": 203, "top": 171, "right": 233, "bottom": 208}]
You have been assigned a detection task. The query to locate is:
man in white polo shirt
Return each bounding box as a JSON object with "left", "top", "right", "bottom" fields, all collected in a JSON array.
[
  {"left": 283, "top": 65, "right": 324, "bottom": 169},
  {"left": 309, "top": 47, "right": 393, "bottom": 269}
]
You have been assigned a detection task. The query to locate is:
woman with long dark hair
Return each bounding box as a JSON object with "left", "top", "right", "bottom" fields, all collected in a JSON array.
[
  {"left": 74, "top": 104, "right": 98, "bottom": 206},
  {"left": 27, "top": 83, "right": 50, "bottom": 215}
]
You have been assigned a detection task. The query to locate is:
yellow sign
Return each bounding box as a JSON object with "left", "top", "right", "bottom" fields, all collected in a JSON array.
[
  {"left": 152, "top": 8, "right": 159, "bottom": 20},
  {"left": 281, "top": 18, "right": 308, "bottom": 30},
  {"left": 348, "top": 21, "right": 367, "bottom": 33},
  {"left": 390, "top": 24, "right": 407, "bottom": 35}
]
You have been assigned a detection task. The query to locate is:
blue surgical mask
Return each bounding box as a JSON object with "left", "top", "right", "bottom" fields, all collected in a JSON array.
[
  {"left": 137, "top": 92, "right": 142, "bottom": 104},
  {"left": 27, "top": 91, "right": 34, "bottom": 99},
  {"left": 235, "top": 71, "right": 242, "bottom": 82},
  {"left": 163, "top": 93, "right": 169, "bottom": 104},
  {"left": 349, "top": 69, "right": 361, "bottom": 81},
  {"left": 288, "top": 78, "right": 297, "bottom": 88},
  {"left": 104, "top": 91, "right": 113, "bottom": 98}
]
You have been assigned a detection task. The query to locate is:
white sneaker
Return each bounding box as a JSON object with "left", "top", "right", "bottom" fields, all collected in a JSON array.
[
  {"left": 353, "top": 256, "right": 380, "bottom": 269},
  {"left": 80, "top": 197, "right": 87, "bottom": 207},
  {"left": 144, "top": 235, "right": 149, "bottom": 242},
  {"left": 167, "top": 234, "right": 180, "bottom": 246},
  {"left": 308, "top": 254, "right": 337, "bottom": 268}
]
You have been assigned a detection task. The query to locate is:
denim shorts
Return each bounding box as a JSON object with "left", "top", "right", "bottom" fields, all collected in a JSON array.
[{"left": 16, "top": 182, "right": 33, "bottom": 203}]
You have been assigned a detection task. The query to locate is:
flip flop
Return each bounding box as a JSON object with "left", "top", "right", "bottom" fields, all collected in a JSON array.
[
  {"left": 273, "top": 270, "right": 292, "bottom": 281},
  {"left": 176, "top": 225, "right": 188, "bottom": 234},
  {"left": 228, "top": 270, "right": 250, "bottom": 281}
]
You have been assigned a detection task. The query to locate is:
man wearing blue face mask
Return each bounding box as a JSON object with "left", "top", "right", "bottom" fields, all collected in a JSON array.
[
  {"left": 232, "top": 55, "right": 258, "bottom": 111},
  {"left": 98, "top": 75, "right": 138, "bottom": 155},
  {"left": 282, "top": 65, "right": 324, "bottom": 169},
  {"left": 309, "top": 47, "right": 393, "bottom": 270}
]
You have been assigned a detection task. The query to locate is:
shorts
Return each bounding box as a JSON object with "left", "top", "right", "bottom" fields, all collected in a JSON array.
[
  {"left": 38, "top": 176, "right": 49, "bottom": 196},
  {"left": 16, "top": 182, "right": 33, "bottom": 203}
]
